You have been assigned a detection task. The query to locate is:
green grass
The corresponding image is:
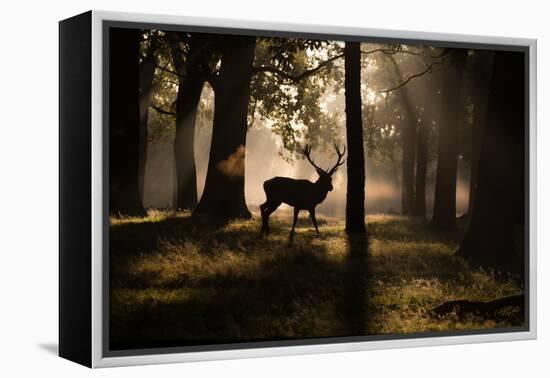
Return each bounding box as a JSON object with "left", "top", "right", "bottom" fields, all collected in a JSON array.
[{"left": 109, "top": 211, "right": 523, "bottom": 349}]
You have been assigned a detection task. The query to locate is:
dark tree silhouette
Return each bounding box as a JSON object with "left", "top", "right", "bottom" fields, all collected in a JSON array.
[
  {"left": 467, "top": 51, "right": 494, "bottom": 215},
  {"left": 109, "top": 28, "right": 145, "bottom": 216},
  {"left": 387, "top": 55, "right": 417, "bottom": 216},
  {"left": 344, "top": 42, "right": 366, "bottom": 234},
  {"left": 456, "top": 50, "right": 525, "bottom": 271},
  {"left": 168, "top": 33, "right": 209, "bottom": 210},
  {"left": 379, "top": 51, "right": 446, "bottom": 218},
  {"left": 413, "top": 82, "right": 433, "bottom": 218},
  {"left": 138, "top": 32, "right": 159, "bottom": 204},
  {"left": 194, "top": 36, "right": 256, "bottom": 220},
  {"left": 399, "top": 89, "right": 417, "bottom": 216},
  {"left": 432, "top": 49, "right": 467, "bottom": 230}
]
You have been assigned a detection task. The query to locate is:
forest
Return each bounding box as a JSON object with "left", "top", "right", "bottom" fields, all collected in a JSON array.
[{"left": 108, "top": 27, "right": 527, "bottom": 350}]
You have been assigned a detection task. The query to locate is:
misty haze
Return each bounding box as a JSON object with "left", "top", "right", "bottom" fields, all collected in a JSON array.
[{"left": 142, "top": 84, "right": 471, "bottom": 216}]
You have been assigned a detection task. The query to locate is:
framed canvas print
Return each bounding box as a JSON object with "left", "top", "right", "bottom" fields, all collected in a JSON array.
[{"left": 59, "top": 10, "right": 537, "bottom": 368}]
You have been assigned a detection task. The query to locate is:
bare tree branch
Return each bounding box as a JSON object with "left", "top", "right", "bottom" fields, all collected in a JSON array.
[
  {"left": 248, "top": 98, "right": 258, "bottom": 129},
  {"left": 362, "top": 46, "right": 449, "bottom": 59},
  {"left": 360, "top": 48, "right": 421, "bottom": 56},
  {"left": 155, "top": 64, "right": 183, "bottom": 79},
  {"left": 151, "top": 104, "right": 175, "bottom": 116},
  {"left": 252, "top": 53, "right": 344, "bottom": 83},
  {"left": 161, "top": 79, "right": 179, "bottom": 87},
  {"left": 157, "top": 61, "right": 218, "bottom": 91},
  {"left": 431, "top": 48, "right": 452, "bottom": 59},
  {"left": 379, "top": 61, "right": 443, "bottom": 93},
  {"left": 252, "top": 46, "right": 424, "bottom": 84}
]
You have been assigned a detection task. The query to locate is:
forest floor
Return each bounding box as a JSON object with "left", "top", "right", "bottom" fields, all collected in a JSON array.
[{"left": 109, "top": 210, "right": 524, "bottom": 349}]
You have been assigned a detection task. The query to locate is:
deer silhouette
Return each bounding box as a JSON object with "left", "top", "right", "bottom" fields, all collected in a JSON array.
[{"left": 260, "top": 144, "right": 346, "bottom": 239}]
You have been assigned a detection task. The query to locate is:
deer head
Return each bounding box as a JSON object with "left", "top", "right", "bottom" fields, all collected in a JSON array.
[{"left": 302, "top": 143, "right": 346, "bottom": 192}]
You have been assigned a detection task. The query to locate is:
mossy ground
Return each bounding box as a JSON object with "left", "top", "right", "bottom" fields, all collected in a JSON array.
[{"left": 109, "top": 210, "right": 523, "bottom": 349}]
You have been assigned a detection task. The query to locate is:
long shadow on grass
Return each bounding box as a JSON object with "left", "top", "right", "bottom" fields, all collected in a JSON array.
[
  {"left": 339, "top": 233, "right": 369, "bottom": 336},
  {"left": 109, "top": 214, "right": 245, "bottom": 258},
  {"left": 110, "top": 227, "right": 374, "bottom": 350},
  {"left": 109, "top": 213, "right": 267, "bottom": 289}
]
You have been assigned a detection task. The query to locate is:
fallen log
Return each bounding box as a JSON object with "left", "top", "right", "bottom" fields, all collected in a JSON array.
[{"left": 430, "top": 294, "right": 524, "bottom": 318}]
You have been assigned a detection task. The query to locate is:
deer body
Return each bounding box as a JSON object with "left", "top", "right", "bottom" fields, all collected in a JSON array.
[
  {"left": 260, "top": 145, "right": 345, "bottom": 239},
  {"left": 264, "top": 177, "right": 330, "bottom": 209}
]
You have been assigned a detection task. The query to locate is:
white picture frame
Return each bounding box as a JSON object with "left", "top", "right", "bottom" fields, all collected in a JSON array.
[{"left": 59, "top": 10, "right": 537, "bottom": 368}]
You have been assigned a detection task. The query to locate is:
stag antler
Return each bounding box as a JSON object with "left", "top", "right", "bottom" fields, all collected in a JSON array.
[
  {"left": 327, "top": 143, "right": 346, "bottom": 175},
  {"left": 302, "top": 145, "right": 325, "bottom": 173}
]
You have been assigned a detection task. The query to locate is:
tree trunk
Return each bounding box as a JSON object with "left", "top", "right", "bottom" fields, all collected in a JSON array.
[
  {"left": 344, "top": 42, "right": 366, "bottom": 234},
  {"left": 109, "top": 28, "right": 146, "bottom": 216},
  {"left": 169, "top": 34, "right": 206, "bottom": 211},
  {"left": 467, "top": 51, "right": 494, "bottom": 215},
  {"left": 413, "top": 83, "right": 431, "bottom": 218},
  {"left": 400, "top": 94, "right": 417, "bottom": 216},
  {"left": 432, "top": 49, "right": 467, "bottom": 230},
  {"left": 456, "top": 51, "right": 525, "bottom": 272},
  {"left": 194, "top": 36, "right": 255, "bottom": 220},
  {"left": 388, "top": 57, "right": 416, "bottom": 216},
  {"left": 138, "top": 35, "right": 159, "bottom": 206}
]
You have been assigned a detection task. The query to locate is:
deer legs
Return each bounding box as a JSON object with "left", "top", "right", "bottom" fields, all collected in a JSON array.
[
  {"left": 260, "top": 201, "right": 281, "bottom": 235},
  {"left": 308, "top": 208, "right": 320, "bottom": 235},
  {"left": 260, "top": 202, "right": 268, "bottom": 233},
  {"left": 290, "top": 208, "right": 300, "bottom": 239},
  {"left": 261, "top": 203, "right": 320, "bottom": 238},
  {"left": 291, "top": 208, "right": 319, "bottom": 239}
]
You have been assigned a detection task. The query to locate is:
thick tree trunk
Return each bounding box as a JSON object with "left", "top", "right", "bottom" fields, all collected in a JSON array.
[
  {"left": 413, "top": 85, "right": 431, "bottom": 218},
  {"left": 456, "top": 51, "right": 525, "bottom": 272},
  {"left": 109, "top": 28, "right": 146, "bottom": 216},
  {"left": 432, "top": 50, "right": 467, "bottom": 230},
  {"left": 169, "top": 34, "right": 206, "bottom": 210},
  {"left": 138, "top": 36, "right": 158, "bottom": 205},
  {"left": 344, "top": 42, "right": 366, "bottom": 234},
  {"left": 467, "top": 51, "right": 494, "bottom": 215},
  {"left": 194, "top": 36, "right": 255, "bottom": 220}
]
